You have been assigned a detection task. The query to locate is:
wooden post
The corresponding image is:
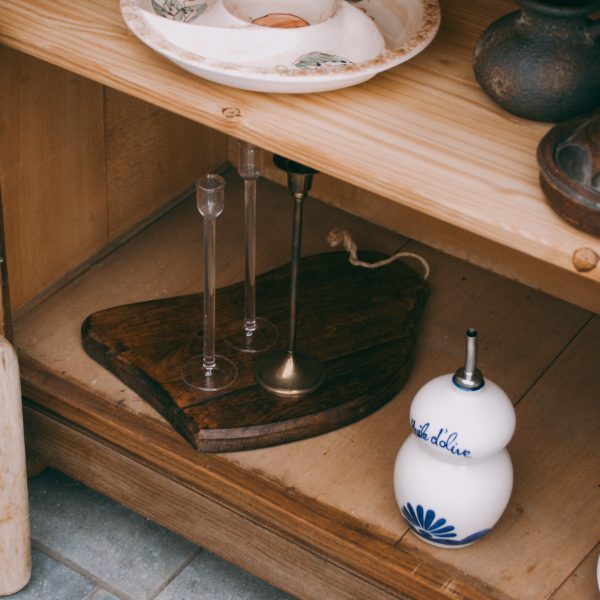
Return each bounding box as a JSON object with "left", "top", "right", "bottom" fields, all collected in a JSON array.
[
  {"left": 0, "top": 336, "right": 31, "bottom": 595},
  {"left": 0, "top": 97, "right": 31, "bottom": 596}
]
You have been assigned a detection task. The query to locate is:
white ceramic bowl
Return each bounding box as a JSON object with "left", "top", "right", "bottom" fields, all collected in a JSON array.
[
  {"left": 121, "top": 0, "right": 441, "bottom": 93},
  {"left": 222, "top": 0, "right": 337, "bottom": 26},
  {"left": 135, "top": 0, "right": 384, "bottom": 71}
]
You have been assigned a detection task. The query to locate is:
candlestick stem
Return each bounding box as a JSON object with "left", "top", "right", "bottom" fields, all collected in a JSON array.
[{"left": 255, "top": 156, "right": 324, "bottom": 397}]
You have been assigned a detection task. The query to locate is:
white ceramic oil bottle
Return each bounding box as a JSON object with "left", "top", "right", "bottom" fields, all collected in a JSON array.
[{"left": 394, "top": 329, "right": 516, "bottom": 548}]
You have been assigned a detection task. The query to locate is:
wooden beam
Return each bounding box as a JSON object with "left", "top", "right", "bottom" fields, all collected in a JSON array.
[
  {"left": 0, "top": 188, "right": 12, "bottom": 340},
  {"left": 23, "top": 398, "right": 498, "bottom": 600}
]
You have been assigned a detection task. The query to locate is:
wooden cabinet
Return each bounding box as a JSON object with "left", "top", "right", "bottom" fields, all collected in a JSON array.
[
  {"left": 2, "top": 0, "right": 600, "bottom": 312},
  {"left": 0, "top": 1, "right": 598, "bottom": 598}
]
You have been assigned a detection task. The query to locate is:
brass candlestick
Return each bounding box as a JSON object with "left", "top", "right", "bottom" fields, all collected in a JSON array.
[{"left": 255, "top": 156, "right": 324, "bottom": 397}]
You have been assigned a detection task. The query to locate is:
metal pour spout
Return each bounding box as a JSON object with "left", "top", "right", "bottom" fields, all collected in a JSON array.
[{"left": 452, "top": 329, "right": 485, "bottom": 391}]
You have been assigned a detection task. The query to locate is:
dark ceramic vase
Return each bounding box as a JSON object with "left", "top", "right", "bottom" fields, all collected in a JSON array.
[{"left": 473, "top": 0, "right": 600, "bottom": 122}]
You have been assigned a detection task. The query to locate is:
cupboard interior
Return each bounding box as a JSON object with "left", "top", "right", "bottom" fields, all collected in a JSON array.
[
  {"left": 2, "top": 0, "right": 600, "bottom": 315},
  {"left": 1, "top": 45, "right": 599, "bottom": 600}
]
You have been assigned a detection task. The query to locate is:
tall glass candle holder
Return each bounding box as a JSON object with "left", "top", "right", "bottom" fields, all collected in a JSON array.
[
  {"left": 225, "top": 141, "right": 277, "bottom": 353},
  {"left": 182, "top": 174, "right": 237, "bottom": 392}
]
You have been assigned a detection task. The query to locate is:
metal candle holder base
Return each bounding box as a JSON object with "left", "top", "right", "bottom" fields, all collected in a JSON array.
[
  {"left": 255, "top": 350, "right": 324, "bottom": 397},
  {"left": 255, "top": 156, "right": 325, "bottom": 398}
]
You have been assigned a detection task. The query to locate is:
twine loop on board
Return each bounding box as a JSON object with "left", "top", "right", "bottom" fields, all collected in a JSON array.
[{"left": 327, "top": 228, "right": 430, "bottom": 280}]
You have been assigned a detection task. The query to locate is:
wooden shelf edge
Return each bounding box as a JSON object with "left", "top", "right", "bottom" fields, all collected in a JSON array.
[
  {"left": 1, "top": 1, "right": 599, "bottom": 293},
  {"left": 260, "top": 163, "right": 600, "bottom": 314},
  {"left": 20, "top": 353, "right": 506, "bottom": 600}
]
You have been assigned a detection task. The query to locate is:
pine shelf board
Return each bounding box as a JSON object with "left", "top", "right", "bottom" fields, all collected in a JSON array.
[
  {"left": 1, "top": 0, "right": 600, "bottom": 306},
  {"left": 15, "top": 173, "right": 600, "bottom": 599},
  {"left": 551, "top": 544, "right": 600, "bottom": 600}
]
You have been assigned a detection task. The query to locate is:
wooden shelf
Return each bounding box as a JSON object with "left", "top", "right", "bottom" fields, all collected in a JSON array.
[
  {"left": 15, "top": 172, "right": 600, "bottom": 599},
  {"left": 2, "top": 2, "right": 599, "bottom": 597},
  {"left": 1, "top": 0, "right": 600, "bottom": 312}
]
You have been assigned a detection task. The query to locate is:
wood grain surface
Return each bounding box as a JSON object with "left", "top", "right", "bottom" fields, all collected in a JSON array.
[
  {"left": 0, "top": 47, "right": 107, "bottom": 311},
  {"left": 0, "top": 48, "right": 228, "bottom": 314},
  {"left": 14, "top": 171, "right": 598, "bottom": 599},
  {"left": 257, "top": 147, "right": 600, "bottom": 314},
  {"left": 22, "top": 400, "right": 497, "bottom": 600},
  {"left": 3, "top": 2, "right": 598, "bottom": 596},
  {"left": 82, "top": 252, "right": 429, "bottom": 451},
  {"left": 1, "top": 0, "right": 599, "bottom": 309},
  {"left": 0, "top": 189, "right": 12, "bottom": 340},
  {"left": 551, "top": 544, "right": 600, "bottom": 600},
  {"left": 105, "top": 90, "right": 228, "bottom": 239}
]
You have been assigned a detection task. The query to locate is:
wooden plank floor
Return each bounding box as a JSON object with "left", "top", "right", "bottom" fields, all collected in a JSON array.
[{"left": 15, "top": 171, "right": 600, "bottom": 599}]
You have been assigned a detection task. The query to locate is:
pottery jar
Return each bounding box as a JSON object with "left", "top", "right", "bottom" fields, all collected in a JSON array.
[{"left": 473, "top": 0, "right": 600, "bottom": 122}]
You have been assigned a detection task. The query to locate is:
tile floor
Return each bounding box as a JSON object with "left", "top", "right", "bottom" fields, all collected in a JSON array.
[{"left": 8, "top": 469, "right": 293, "bottom": 600}]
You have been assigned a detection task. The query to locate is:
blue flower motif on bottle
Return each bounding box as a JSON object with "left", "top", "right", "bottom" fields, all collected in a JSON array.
[{"left": 401, "top": 503, "right": 490, "bottom": 546}]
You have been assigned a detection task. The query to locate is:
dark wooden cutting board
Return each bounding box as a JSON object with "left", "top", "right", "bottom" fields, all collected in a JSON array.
[{"left": 82, "top": 251, "right": 429, "bottom": 452}]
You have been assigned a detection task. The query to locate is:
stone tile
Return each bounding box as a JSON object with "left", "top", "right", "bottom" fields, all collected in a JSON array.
[
  {"left": 85, "top": 589, "right": 121, "bottom": 600},
  {"left": 7, "top": 548, "right": 94, "bottom": 599},
  {"left": 28, "top": 469, "right": 197, "bottom": 599},
  {"left": 156, "top": 552, "right": 294, "bottom": 600}
]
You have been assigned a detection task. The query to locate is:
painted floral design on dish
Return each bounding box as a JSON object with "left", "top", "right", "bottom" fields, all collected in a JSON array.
[
  {"left": 253, "top": 13, "right": 310, "bottom": 28},
  {"left": 151, "top": 0, "right": 207, "bottom": 22},
  {"left": 294, "top": 52, "right": 352, "bottom": 71},
  {"left": 402, "top": 503, "right": 490, "bottom": 546}
]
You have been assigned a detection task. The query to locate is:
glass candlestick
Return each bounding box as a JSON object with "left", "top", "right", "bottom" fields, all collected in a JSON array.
[
  {"left": 225, "top": 141, "right": 278, "bottom": 353},
  {"left": 182, "top": 174, "right": 237, "bottom": 392},
  {"left": 255, "top": 156, "right": 324, "bottom": 397}
]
